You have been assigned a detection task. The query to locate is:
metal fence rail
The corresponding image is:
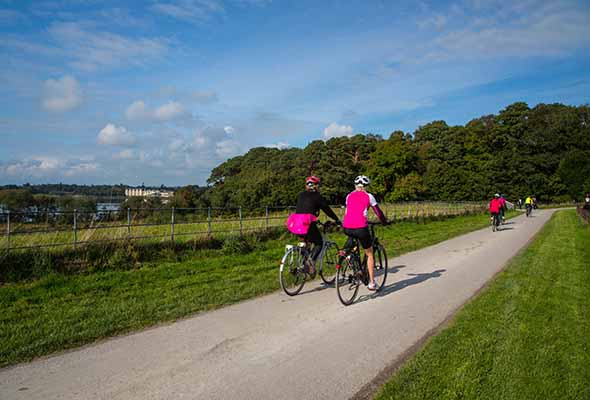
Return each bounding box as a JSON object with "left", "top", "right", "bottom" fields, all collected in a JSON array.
[{"left": 0, "top": 202, "right": 486, "bottom": 252}]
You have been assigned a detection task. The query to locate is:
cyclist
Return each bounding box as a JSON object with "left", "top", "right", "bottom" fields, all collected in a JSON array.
[
  {"left": 286, "top": 176, "right": 341, "bottom": 277},
  {"left": 489, "top": 193, "right": 501, "bottom": 227},
  {"left": 498, "top": 193, "right": 507, "bottom": 223},
  {"left": 525, "top": 195, "right": 533, "bottom": 214},
  {"left": 342, "top": 175, "right": 388, "bottom": 290}
]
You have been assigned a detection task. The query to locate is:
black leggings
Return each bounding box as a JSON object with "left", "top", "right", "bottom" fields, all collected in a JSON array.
[{"left": 300, "top": 222, "right": 323, "bottom": 261}]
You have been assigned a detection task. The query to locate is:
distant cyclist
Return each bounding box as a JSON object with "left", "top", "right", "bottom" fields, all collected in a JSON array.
[
  {"left": 525, "top": 195, "right": 533, "bottom": 216},
  {"left": 489, "top": 193, "right": 501, "bottom": 226},
  {"left": 498, "top": 193, "right": 507, "bottom": 223},
  {"left": 342, "top": 175, "right": 388, "bottom": 291},
  {"left": 286, "top": 176, "right": 341, "bottom": 276}
]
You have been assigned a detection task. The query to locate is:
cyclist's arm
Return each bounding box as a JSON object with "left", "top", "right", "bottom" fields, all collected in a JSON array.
[
  {"left": 319, "top": 196, "right": 341, "bottom": 222},
  {"left": 372, "top": 204, "right": 388, "bottom": 224},
  {"left": 367, "top": 193, "right": 388, "bottom": 224}
]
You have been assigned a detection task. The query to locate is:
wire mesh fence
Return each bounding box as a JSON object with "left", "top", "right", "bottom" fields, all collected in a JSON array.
[{"left": 0, "top": 202, "right": 486, "bottom": 251}]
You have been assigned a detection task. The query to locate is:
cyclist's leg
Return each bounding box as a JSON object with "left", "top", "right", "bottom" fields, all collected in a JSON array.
[
  {"left": 343, "top": 233, "right": 355, "bottom": 252},
  {"left": 305, "top": 223, "right": 323, "bottom": 261},
  {"left": 365, "top": 247, "right": 375, "bottom": 283},
  {"left": 354, "top": 228, "right": 374, "bottom": 286}
]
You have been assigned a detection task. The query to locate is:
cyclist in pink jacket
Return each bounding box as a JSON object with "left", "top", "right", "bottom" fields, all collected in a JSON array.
[{"left": 342, "top": 175, "right": 388, "bottom": 290}]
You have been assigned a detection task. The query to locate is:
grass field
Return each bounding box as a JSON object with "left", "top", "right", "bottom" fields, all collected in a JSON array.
[
  {"left": 0, "top": 211, "right": 502, "bottom": 368},
  {"left": 375, "top": 210, "right": 590, "bottom": 400}
]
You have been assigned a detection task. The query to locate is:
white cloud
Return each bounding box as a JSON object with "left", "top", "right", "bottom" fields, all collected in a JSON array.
[
  {"left": 265, "top": 141, "right": 290, "bottom": 150},
  {"left": 216, "top": 139, "right": 242, "bottom": 158},
  {"left": 41, "top": 75, "right": 82, "bottom": 112},
  {"left": 224, "top": 125, "right": 235, "bottom": 135},
  {"left": 192, "top": 90, "right": 218, "bottom": 104},
  {"left": 1, "top": 156, "right": 98, "bottom": 179},
  {"left": 418, "top": 14, "right": 448, "bottom": 30},
  {"left": 151, "top": 0, "right": 224, "bottom": 23},
  {"left": 125, "top": 100, "right": 149, "bottom": 120},
  {"left": 155, "top": 101, "right": 187, "bottom": 121},
  {"left": 64, "top": 162, "right": 98, "bottom": 177},
  {"left": 417, "top": 1, "right": 590, "bottom": 62},
  {"left": 97, "top": 123, "right": 136, "bottom": 146},
  {"left": 125, "top": 100, "right": 189, "bottom": 122},
  {"left": 322, "top": 122, "right": 353, "bottom": 139},
  {"left": 114, "top": 149, "right": 136, "bottom": 159},
  {"left": 47, "top": 21, "right": 168, "bottom": 71}
]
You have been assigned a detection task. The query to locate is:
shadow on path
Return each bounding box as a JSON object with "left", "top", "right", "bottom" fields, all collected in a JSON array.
[{"left": 356, "top": 268, "right": 446, "bottom": 304}]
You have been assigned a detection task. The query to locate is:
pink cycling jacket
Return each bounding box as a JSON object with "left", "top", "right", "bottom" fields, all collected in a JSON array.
[
  {"left": 286, "top": 213, "right": 317, "bottom": 235},
  {"left": 343, "top": 190, "right": 386, "bottom": 229}
]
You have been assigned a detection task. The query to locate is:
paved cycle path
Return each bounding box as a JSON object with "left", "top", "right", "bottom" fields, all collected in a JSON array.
[{"left": 0, "top": 210, "right": 555, "bottom": 400}]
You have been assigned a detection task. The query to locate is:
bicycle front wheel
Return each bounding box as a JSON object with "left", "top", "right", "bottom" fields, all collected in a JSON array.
[
  {"left": 373, "top": 244, "right": 388, "bottom": 291},
  {"left": 280, "top": 247, "right": 306, "bottom": 296},
  {"left": 319, "top": 241, "right": 338, "bottom": 285},
  {"left": 336, "top": 255, "right": 360, "bottom": 305}
]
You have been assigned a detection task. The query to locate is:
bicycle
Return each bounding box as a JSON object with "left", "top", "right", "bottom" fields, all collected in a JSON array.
[
  {"left": 491, "top": 213, "right": 501, "bottom": 232},
  {"left": 335, "top": 222, "right": 388, "bottom": 306},
  {"left": 279, "top": 221, "right": 340, "bottom": 296},
  {"left": 525, "top": 204, "right": 532, "bottom": 217}
]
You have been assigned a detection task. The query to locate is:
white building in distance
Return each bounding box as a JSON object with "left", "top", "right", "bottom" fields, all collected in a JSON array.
[{"left": 125, "top": 188, "right": 174, "bottom": 200}]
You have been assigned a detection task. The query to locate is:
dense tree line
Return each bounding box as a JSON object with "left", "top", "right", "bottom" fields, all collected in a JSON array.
[
  {"left": 201, "top": 102, "right": 590, "bottom": 207},
  {"left": 1, "top": 102, "right": 588, "bottom": 211}
]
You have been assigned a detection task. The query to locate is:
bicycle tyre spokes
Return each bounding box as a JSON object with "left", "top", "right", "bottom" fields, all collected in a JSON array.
[
  {"left": 373, "top": 244, "right": 388, "bottom": 291},
  {"left": 319, "top": 241, "right": 338, "bottom": 285},
  {"left": 280, "top": 247, "right": 306, "bottom": 296},
  {"left": 336, "top": 254, "right": 360, "bottom": 306}
]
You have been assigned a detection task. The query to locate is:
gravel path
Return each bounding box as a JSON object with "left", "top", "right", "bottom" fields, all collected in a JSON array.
[{"left": 0, "top": 210, "right": 555, "bottom": 400}]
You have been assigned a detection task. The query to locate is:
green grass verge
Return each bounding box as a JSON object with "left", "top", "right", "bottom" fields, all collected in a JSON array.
[
  {"left": 0, "top": 211, "right": 514, "bottom": 368},
  {"left": 375, "top": 210, "right": 590, "bottom": 400}
]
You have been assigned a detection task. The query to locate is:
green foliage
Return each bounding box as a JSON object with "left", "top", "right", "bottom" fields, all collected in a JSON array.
[
  {"left": 197, "top": 102, "right": 589, "bottom": 205},
  {"left": 558, "top": 150, "right": 590, "bottom": 199},
  {"left": 0, "top": 189, "right": 35, "bottom": 210},
  {"left": 1, "top": 102, "right": 587, "bottom": 210}
]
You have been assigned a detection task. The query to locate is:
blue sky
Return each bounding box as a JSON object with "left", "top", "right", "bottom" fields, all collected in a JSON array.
[{"left": 0, "top": 0, "right": 589, "bottom": 186}]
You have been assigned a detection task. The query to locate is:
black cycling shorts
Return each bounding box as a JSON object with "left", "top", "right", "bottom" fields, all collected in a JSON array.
[{"left": 344, "top": 227, "right": 372, "bottom": 250}]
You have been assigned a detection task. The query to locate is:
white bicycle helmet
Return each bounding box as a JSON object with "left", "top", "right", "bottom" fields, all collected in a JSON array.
[{"left": 354, "top": 175, "right": 370, "bottom": 187}]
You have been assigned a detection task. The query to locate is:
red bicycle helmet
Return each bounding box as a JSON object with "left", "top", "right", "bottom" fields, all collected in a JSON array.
[{"left": 305, "top": 176, "right": 320, "bottom": 186}]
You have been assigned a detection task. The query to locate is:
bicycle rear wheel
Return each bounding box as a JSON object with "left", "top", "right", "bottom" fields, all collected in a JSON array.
[
  {"left": 336, "top": 255, "right": 360, "bottom": 305},
  {"left": 319, "top": 241, "right": 338, "bottom": 285},
  {"left": 280, "top": 247, "right": 306, "bottom": 296},
  {"left": 373, "top": 244, "right": 388, "bottom": 291}
]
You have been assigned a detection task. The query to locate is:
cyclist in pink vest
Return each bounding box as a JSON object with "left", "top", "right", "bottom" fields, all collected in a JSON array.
[
  {"left": 286, "top": 176, "right": 341, "bottom": 276},
  {"left": 498, "top": 193, "right": 507, "bottom": 223},
  {"left": 342, "top": 175, "right": 388, "bottom": 290},
  {"left": 489, "top": 193, "right": 501, "bottom": 225}
]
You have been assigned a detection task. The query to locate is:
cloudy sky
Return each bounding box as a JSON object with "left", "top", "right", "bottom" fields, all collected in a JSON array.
[{"left": 1, "top": 0, "right": 589, "bottom": 186}]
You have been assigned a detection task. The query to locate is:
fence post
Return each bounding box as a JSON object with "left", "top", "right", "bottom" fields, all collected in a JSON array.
[
  {"left": 127, "top": 208, "right": 131, "bottom": 237},
  {"left": 207, "top": 207, "right": 212, "bottom": 236},
  {"left": 6, "top": 210, "right": 10, "bottom": 251},
  {"left": 171, "top": 207, "right": 175, "bottom": 242},
  {"left": 73, "top": 209, "right": 78, "bottom": 249},
  {"left": 239, "top": 207, "right": 243, "bottom": 235},
  {"left": 265, "top": 206, "right": 269, "bottom": 230}
]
